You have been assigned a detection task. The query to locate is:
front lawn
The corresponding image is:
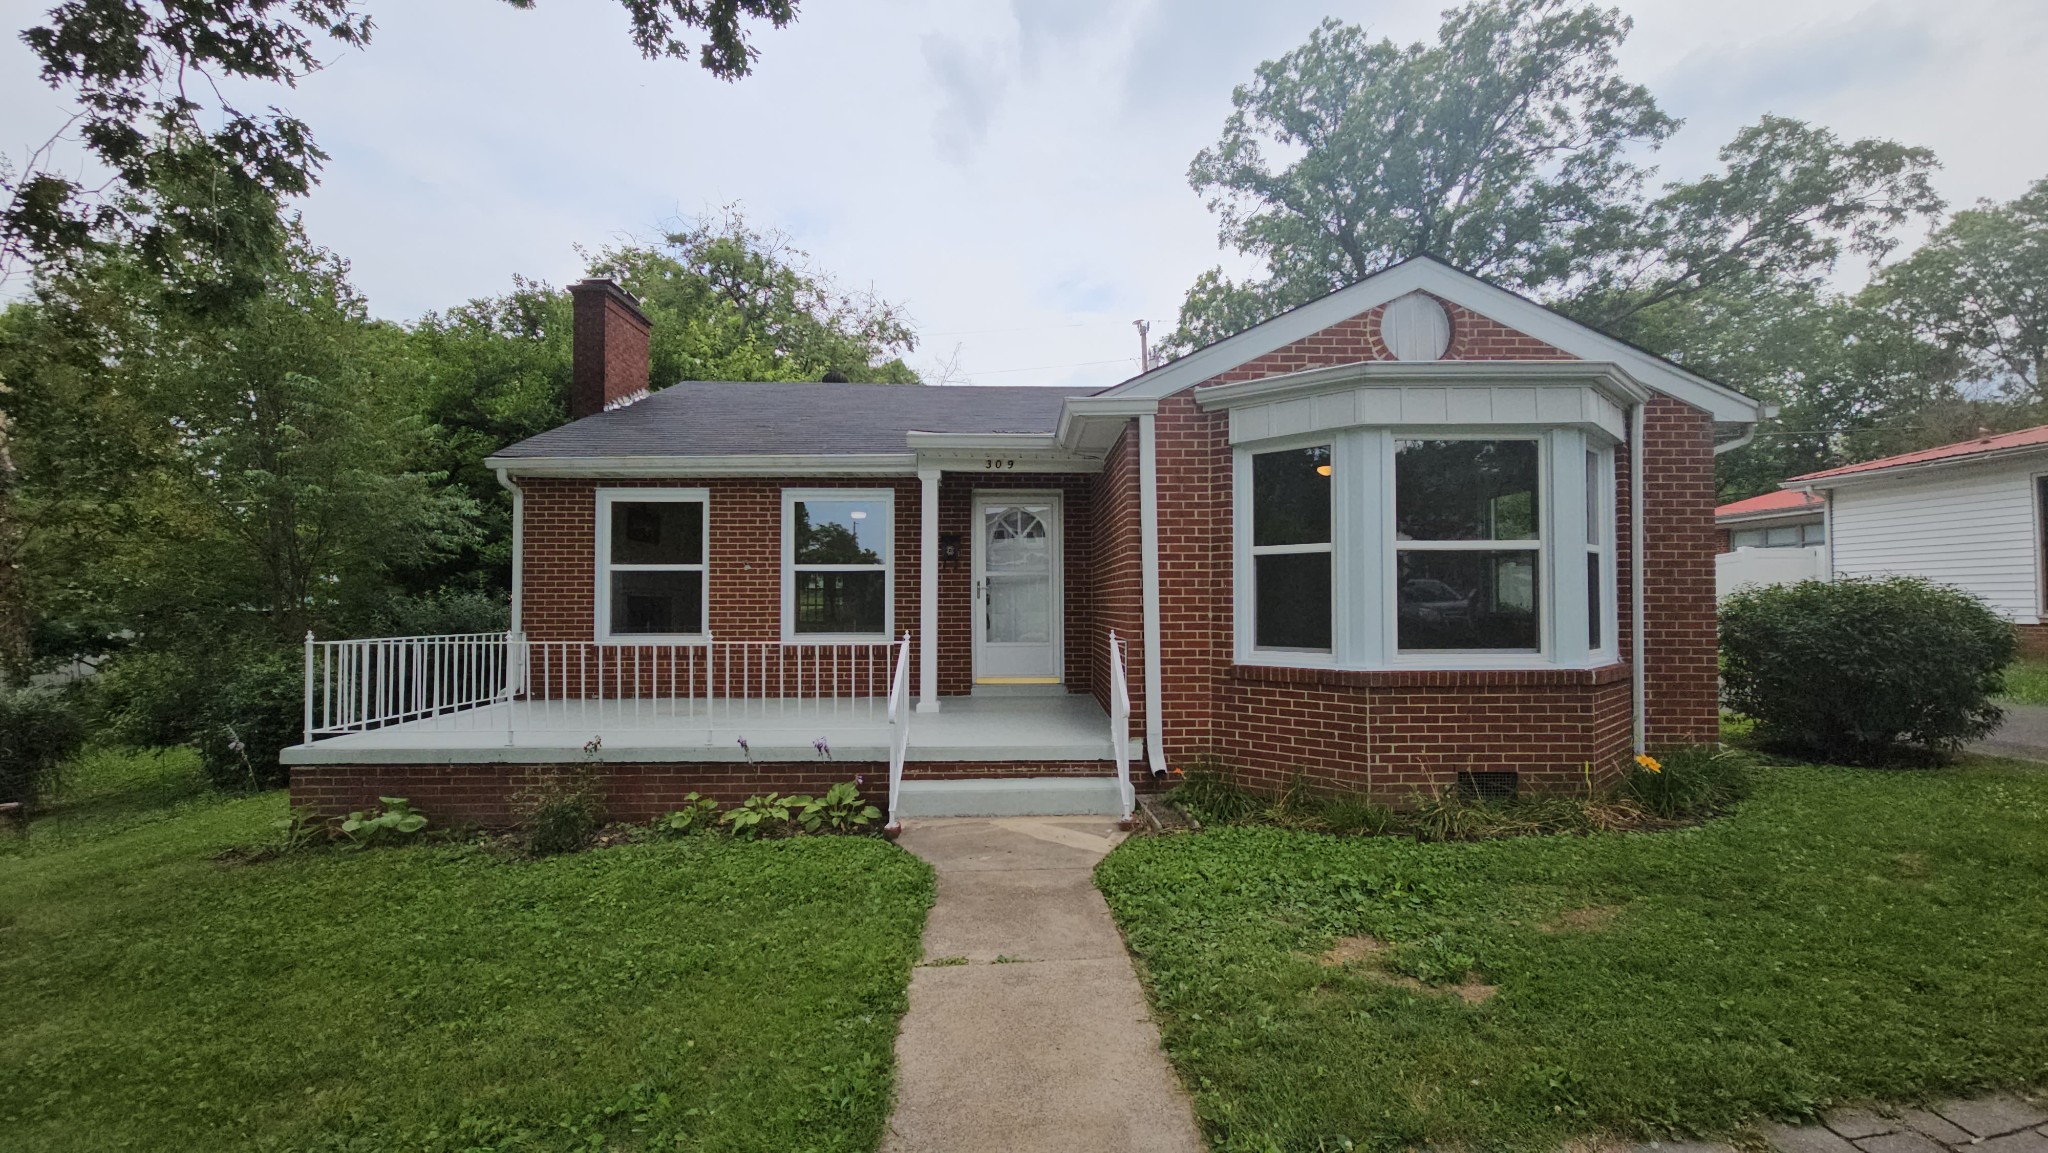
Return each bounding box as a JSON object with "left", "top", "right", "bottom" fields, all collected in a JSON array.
[
  {"left": 1095, "top": 758, "right": 2048, "bottom": 1151},
  {"left": 0, "top": 750, "right": 932, "bottom": 1152},
  {"left": 2003, "top": 657, "right": 2048, "bottom": 705}
]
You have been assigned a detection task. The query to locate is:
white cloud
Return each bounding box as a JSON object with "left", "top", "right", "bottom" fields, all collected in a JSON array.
[{"left": 2, "top": 0, "right": 2044, "bottom": 390}]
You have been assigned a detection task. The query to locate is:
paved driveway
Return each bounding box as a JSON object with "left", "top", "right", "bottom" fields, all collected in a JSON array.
[{"left": 1973, "top": 702, "right": 2048, "bottom": 762}]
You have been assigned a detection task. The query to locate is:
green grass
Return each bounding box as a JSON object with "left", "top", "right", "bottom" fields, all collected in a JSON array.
[
  {"left": 1095, "top": 758, "right": 2048, "bottom": 1151},
  {"left": 1, "top": 750, "right": 933, "bottom": 1152},
  {"left": 2001, "top": 657, "right": 2048, "bottom": 706}
]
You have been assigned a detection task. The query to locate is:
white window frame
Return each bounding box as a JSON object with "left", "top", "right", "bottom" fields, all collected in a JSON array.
[
  {"left": 781, "top": 487, "right": 895, "bottom": 643},
  {"left": 1237, "top": 436, "right": 1339, "bottom": 662},
  {"left": 1233, "top": 426, "right": 1618, "bottom": 671},
  {"left": 594, "top": 487, "right": 710, "bottom": 643},
  {"left": 1386, "top": 432, "right": 1548, "bottom": 663},
  {"left": 1586, "top": 445, "right": 1617, "bottom": 663}
]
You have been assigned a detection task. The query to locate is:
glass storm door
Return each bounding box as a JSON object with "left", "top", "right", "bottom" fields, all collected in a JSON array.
[{"left": 973, "top": 494, "right": 1062, "bottom": 682}]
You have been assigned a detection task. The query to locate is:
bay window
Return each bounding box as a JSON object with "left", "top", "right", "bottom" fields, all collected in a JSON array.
[
  {"left": 596, "top": 489, "right": 708, "bottom": 640},
  {"left": 783, "top": 489, "right": 893, "bottom": 640},
  {"left": 1235, "top": 427, "right": 1619, "bottom": 669}
]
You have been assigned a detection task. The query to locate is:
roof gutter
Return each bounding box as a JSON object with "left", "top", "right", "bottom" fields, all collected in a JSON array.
[
  {"left": 1782, "top": 441, "right": 2048, "bottom": 489},
  {"left": 485, "top": 453, "right": 918, "bottom": 477}
]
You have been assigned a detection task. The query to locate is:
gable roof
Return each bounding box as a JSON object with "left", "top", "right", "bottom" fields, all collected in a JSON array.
[
  {"left": 1716, "top": 489, "right": 1823, "bottom": 522},
  {"left": 493, "top": 381, "right": 1091, "bottom": 465},
  {"left": 1786, "top": 425, "right": 2048, "bottom": 485},
  {"left": 1100, "top": 255, "right": 1761, "bottom": 422}
]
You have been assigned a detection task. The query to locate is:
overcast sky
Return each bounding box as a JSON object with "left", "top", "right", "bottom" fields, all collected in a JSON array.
[{"left": 4, "top": 0, "right": 2045, "bottom": 390}]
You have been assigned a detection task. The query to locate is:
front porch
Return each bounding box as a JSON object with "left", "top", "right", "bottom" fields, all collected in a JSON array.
[
  {"left": 282, "top": 629, "right": 1145, "bottom": 824},
  {"left": 281, "top": 690, "right": 1137, "bottom": 765}
]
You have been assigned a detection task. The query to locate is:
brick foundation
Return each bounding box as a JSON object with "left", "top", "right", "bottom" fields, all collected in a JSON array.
[
  {"left": 290, "top": 759, "right": 1141, "bottom": 826},
  {"left": 2017, "top": 624, "right": 2048, "bottom": 658}
]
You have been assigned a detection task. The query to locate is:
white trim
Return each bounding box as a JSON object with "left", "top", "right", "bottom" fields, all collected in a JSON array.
[
  {"left": 1100, "top": 256, "right": 1761, "bottom": 422},
  {"left": 1234, "top": 434, "right": 1338, "bottom": 666},
  {"left": 781, "top": 487, "right": 895, "bottom": 644},
  {"left": 1630, "top": 403, "right": 1647, "bottom": 755},
  {"left": 1231, "top": 428, "right": 1618, "bottom": 672},
  {"left": 1138, "top": 413, "right": 1169, "bottom": 777},
  {"left": 1193, "top": 358, "right": 1651, "bottom": 411},
  {"left": 918, "top": 468, "right": 941, "bottom": 713},
  {"left": 970, "top": 490, "right": 1065, "bottom": 683},
  {"left": 594, "top": 487, "right": 711, "bottom": 643},
  {"left": 489, "top": 453, "right": 918, "bottom": 477},
  {"left": 496, "top": 469, "right": 523, "bottom": 635}
]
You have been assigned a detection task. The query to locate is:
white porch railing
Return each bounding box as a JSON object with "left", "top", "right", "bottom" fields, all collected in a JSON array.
[
  {"left": 304, "top": 631, "right": 512, "bottom": 740},
  {"left": 1107, "top": 629, "right": 1135, "bottom": 827},
  {"left": 303, "top": 632, "right": 902, "bottom": 740},
  {"left": 884, "top": 631, "right": 913, "bottom": 833}
]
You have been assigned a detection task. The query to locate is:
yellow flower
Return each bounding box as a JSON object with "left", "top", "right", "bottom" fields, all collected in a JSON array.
[{"left": 1635, "top": 754, "right": 1663, "bottom": 774}]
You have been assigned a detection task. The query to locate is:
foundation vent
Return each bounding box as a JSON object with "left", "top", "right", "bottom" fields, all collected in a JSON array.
[{"left": 1454, "top": 770, "right": 1519, "bottom": 801}]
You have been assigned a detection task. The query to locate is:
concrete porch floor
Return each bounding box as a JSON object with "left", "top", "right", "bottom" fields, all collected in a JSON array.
[{"left": 280, "top": 692, "right": 1137, "bottom": 765}]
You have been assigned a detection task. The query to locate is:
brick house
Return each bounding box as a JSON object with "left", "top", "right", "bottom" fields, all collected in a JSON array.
[{"left": 284, "top": 257, "right": 1762, "bottom": 827}]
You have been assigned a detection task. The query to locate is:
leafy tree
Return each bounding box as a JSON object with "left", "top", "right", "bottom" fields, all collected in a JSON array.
[
  {"left": 4, "top": 0, "right": 799, "bottom": 288},
  {"left": 1167, "top": 0, "right": 1941, "bottom": 354},
  {"left": 1, "top": 218, "right": 477, "bottom": 691},
  {"left": 1876, "top": 177, "right": 2048, "bottom": 402}
]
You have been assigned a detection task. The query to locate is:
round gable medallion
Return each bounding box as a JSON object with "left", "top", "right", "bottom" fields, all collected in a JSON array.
[{"left": 1379, "top": 292, "right": 1453, "bottom": 360}]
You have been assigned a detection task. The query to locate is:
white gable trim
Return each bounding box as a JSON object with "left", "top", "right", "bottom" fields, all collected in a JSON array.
[{"left": 1098, "top": 257, "right": 1761, "bottom": 423}]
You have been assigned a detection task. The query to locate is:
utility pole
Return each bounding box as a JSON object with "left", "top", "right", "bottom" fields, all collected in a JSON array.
[{"left": 1132, "top": 319, "right": 1152, "bottom": 373}]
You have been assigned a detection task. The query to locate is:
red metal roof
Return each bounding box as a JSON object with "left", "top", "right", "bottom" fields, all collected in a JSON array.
[
  {"left": 1788, "top": 425, "right": 2048, "bottom": 483},
  {"left": 1715, "top": 489, "right": 1824, "bottom": 520}
]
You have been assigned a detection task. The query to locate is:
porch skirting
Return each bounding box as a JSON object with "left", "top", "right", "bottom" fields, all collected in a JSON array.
[{"left": 289, "top": 760, "right": 1143, "bottom": 826}]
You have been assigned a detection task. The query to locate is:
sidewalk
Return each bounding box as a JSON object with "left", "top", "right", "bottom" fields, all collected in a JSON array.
[
  {"left": 1975, "top": 702, "right": 2048, "bottom": 762},
  {"left": 881, "top": 817, "right": 1204, "bottom": 1153}
]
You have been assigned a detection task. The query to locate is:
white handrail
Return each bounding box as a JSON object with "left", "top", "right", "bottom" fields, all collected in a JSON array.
[
  {"left": 1108, "top": 629, "right": 1135, "bottom": 827},
  {"left": 885, "top": 631, "right": 913, "bottom": 834}
]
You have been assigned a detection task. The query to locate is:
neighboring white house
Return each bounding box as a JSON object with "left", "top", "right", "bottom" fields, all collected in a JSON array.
[
  {"left": 1714, "top": 489, "right": 1827, "bottom": 599},
  {"left": 1780, "top": 426, "right": 2048, "bottom": 637}
]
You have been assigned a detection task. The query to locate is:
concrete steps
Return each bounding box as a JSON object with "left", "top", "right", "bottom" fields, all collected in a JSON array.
[{"left": 895, "top": 777, "right": 1126, "bottom": 818}]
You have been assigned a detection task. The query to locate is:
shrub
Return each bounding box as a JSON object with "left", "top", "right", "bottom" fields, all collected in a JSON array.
[
  {"left": 720, "top": 793, "right": 793, "bottom": 840},
  {"left": 370, "top": 589, "right": 511, "bottom": 637},
  {"left": 1168, "top": 762, "right": 1262, "bottom": 825},
  {"left": 0, "top": 687, "right": 86, "bottom": 811},
  {"left": 1623, "top": 746, "right": 1754, "bottom": 820},
  {"left": 194, "top": 649, "right": 303, "bottom": 791},
  {"left": 338, "top": 797, "right": 429, "bottom": 848},
  {"left": 1721, "top": 577, "right": 2016, "bottom": 763},
  {"left": 792, "top": 781, "right": 881, "bottom": 833},
  {"left": 653, "top": 793, "right": 720, "bottom": 837},
  {"left": 517, "top": 767, "right": 606, "bottom": 856}
]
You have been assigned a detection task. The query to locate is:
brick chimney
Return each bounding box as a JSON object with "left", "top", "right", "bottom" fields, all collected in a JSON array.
[{"left": 568, "top": 279, "right": 652, "bottom": 420}]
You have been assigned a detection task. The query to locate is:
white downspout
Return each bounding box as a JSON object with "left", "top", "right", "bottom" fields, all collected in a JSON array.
[
  {"left": 495, "top": 468, "right": 523, "bottom": 635},
  {"left": 1138, "top": 413, "right": 1169, "bottom": 778},
  {"left": 1629, "top": 404, "right": 1647, "bottom": 755},
  {"left": 917, "top": 467, "right": 940, "bottom": 713}
]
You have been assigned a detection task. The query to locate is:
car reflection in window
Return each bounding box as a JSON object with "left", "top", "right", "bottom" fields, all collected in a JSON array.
[{"left": 1399, "top": 578, "right": 1472, "bottom": 630}]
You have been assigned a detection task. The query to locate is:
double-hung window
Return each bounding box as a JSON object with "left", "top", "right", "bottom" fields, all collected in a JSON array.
[
  {"left": 1235, "top": 424, "right": 1619, "bottom": 670},
  {"left": 1394, "top": 438, "right": 1542, "bottom": 653},
  {"left": 596, "top": 489, "right": 708, "bottom": 640},
  {"left": 1250, "top": 445, "right": 1333, "bottom": 651},
  {"left": 783, "top": 489, "right": 893, "bottom": 640}
]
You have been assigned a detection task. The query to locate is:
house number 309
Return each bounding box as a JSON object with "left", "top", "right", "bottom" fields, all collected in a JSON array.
[{"left": 984, "top": 458, "right": 1017, "bottom": 470}]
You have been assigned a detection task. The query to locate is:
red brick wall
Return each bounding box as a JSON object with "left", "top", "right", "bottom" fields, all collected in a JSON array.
[
  {"left": 521, "top": 474, "right": 1096, "bottom": 697},
  {"left": 1087, "top": 426, "right": 1144, "bottom": 725},
  {"left": 290, "top": 760, "right": 1134, "bottom": 825},
  {"left": 935, "top": 473, "right": 1094, "bottom": 695},
  {"left": 2016, "top": 624, "right": 2048, "bottom": 658},
  {"left": 521, "top": 476, "right": 922, "bottom": 646},
  {"left": 1134, "top": 300, "right": 1721, "bottom": 800}
]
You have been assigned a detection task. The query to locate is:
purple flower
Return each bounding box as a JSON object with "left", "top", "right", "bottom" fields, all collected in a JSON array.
[
  {"left": 813, "top": 737, "right": 832, "bottom": 760},
  {"left": 736, "top": 737, "right": 750, "bottom": 760}
]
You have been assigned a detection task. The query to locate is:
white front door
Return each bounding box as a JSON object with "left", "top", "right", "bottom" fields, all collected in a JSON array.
[{"left": 972, "top": 493, "right": 1062, "bottom": 683}]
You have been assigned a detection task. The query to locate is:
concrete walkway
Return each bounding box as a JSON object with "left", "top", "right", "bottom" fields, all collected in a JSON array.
[
  {"left": 1975, "top": 702, "right": 2048, "bottom": 762},
  {"left": 1619, "top": 1090, "right": 2048, "bottom": 1153},
  {"left": 882, "top": 817, "right": 1204, "bottom": 1153}
]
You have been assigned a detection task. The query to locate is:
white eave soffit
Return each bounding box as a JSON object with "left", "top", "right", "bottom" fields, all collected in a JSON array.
[
  {"left": 1095, "top": 256, "right": 1763, "bottom": 424},
  {"left": 1197, "top": 360, "right": 1644, "bottom": 445}
]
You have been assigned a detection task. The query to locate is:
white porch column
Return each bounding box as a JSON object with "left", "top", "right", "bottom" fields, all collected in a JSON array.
[{"left": 918, "top": 466, "right": 941, "bottom": 713}]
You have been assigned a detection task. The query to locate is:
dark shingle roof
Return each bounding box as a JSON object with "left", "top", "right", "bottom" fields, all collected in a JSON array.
[{"left": 494, "top": 381, "right": 1097, "bottom": 460}]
